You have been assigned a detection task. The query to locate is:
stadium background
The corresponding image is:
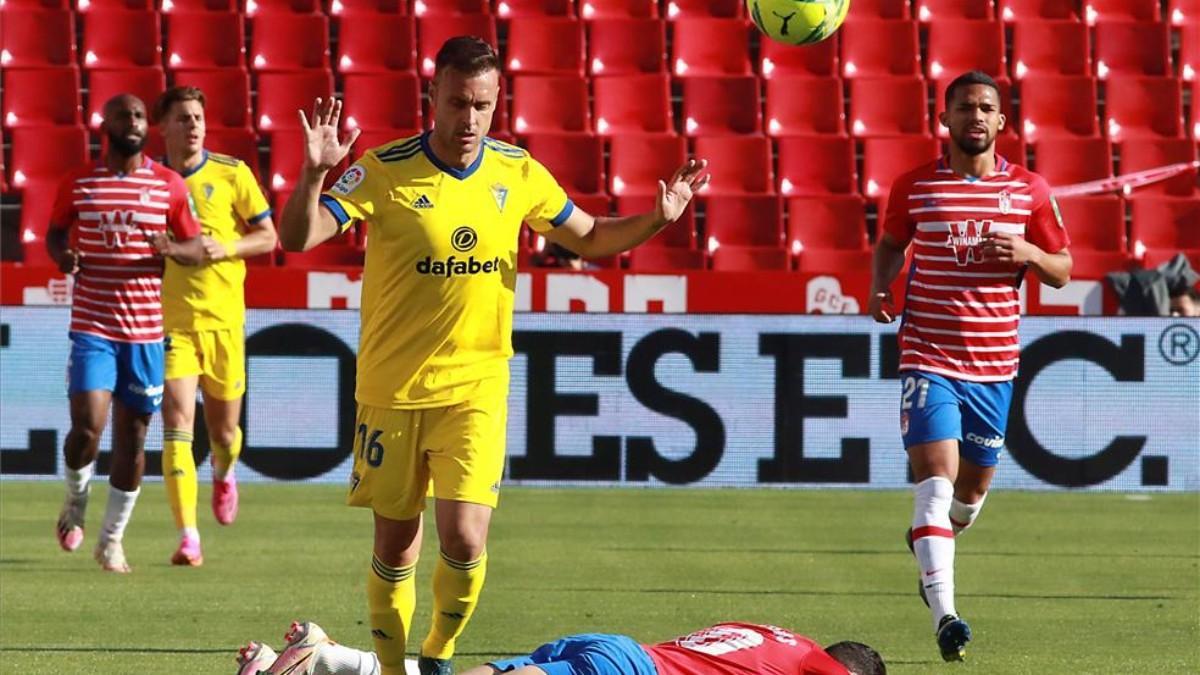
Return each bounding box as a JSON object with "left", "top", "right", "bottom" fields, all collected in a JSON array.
[{"left": 0, "top": 1, "right": 1198, "bottom": 673}]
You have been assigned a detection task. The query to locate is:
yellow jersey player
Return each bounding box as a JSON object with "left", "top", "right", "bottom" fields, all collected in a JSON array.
[
  {"left": 278, "top": 37, "right": 709, "bottom": 675},
  {"left": 154, "top": 86, "right": 278, "bottom": 567}
]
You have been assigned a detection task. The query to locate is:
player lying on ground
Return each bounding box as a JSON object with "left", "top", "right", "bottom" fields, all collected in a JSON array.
[
  {"left": 869, "top": 70, "right": 1072, "bottom": 662},
  {"left": 236, "top": 620, "right": 886, "bottom": 675},
  {"left": 49, "top": 94, "right": 204, "bottom": 573},
  {"left": 278, "top": 36, "right": 708, "bottom": 675}
]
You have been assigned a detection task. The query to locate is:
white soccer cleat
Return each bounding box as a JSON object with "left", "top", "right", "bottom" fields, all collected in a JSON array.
[
  {"left": 236, "top": 641, "right": 278, "bottom": 675},
  {"left": 56, "top": 491, "right": 88, "bottom": 552},
  {"left": 266, "top": 621, "right": 333, "bottom": 675},
  {"left": 93, "top": 538, "right": 131, "bottom": 573}
]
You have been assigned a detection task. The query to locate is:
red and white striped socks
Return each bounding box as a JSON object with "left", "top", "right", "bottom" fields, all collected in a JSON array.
[{"left": 912, "top": 476, "right": 957, "bottom": 631}]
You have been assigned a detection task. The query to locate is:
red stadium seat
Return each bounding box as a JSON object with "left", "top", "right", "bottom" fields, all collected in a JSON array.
[
  {"left": 709, "top": 246, "right": 791, "bottom": 270},
  {"left": 523, "top": 134, "right": 605, "bottom": 196},
  {"left": 849, "top": 77, "right": 930, "bottom": 138},
  {"left": 251, "top": 13, "right": 330, "bottom": 71},
  {"left": 1084, "top": 0, "right": 1161, "bottom": 24},
  {"left": 166, "top": 10, "right": 244, "bottom": 69},
  {"left": 173, "top": 68, "right": 253, "bottom": 129},
  {"left": 925, "top": 19, "right": 1006, "bottom": 79},
  {"left": 795, "top": 248, "right": 872, "bottom": 274},
  {"left": 758, "top": 32, "right": 838, "bottom": 78},
  {"left": 1034, "top": 137, "right": 1113, "bottom": 186},
  {"left": 915, "top": 0, "right": 994, "bottom": 20},
  {"left": 587, "top": 18, "right": 666, "bottom": 76},
  {"left": 328, "top": 0, "right": 406, "bottom": 13},
  {"left": 414, "top": 0, "right": 488, "bottom": 15},
  {"left": 10, "top": 126, "right": 89, "bottom": 256},
  {"left": 1068, "top": 250, "right": 1133, "bottom": 277},
  {"left": 268, "top": 130, "right": 329, "bottom": 193},
  {"left": 511, "top": 76, "right": 590, "bottom": 134},
  {"left": 776, "top": 135, "right": 857, "bottom": 195},
  {"left": 703, "top": 195, "right": 785, "bottom": 250},
  {"left": 1093, "top": 21, "right": 1170, "bottom": 79},
  {"left": 579, "top": 0, "right": 658, "bottom": 18},
  {"left": 1104, "top": 77, "right": 1183, "bottom": 142},
  {"left": 786, "top": 195, "right": 870, "bottom": 255},
  {"left": 1169, "top": 0, "right": 1200, "bottom": 24},
  {"left": 1019, "top": 76, "right": 1099, "bottom": 143},
  {"left": 81, "top": 9, "right": 161, "bottom": 69},
  {"left": 1180, "top": 24, "right": 1200, "bottom": 83},
  {"left": 862, "top": 136, "right": 940, "bottom": 199},
  {"left": 609, "top": 134, "right": 687, "bottom": 196},
  {"left": 336, "top": 13, "right": 416, "bottom": 73},
  {"left": 627, "top": 247, "right": 706, "bottom": 269},
  {"left": 496, "top": 0, "right": 573, "bottom": 16},
  {"left": 280, "top": 237, "right": 365, "bottom": 268},
  {"left": 999, "top": 0, "right": 1078, "bottom": 20},
  {"left": 87, "top": 68, "right": 167, "bottom": 130},
  {"left": 694, "top": 136, "right": 774, "bottom": 194},
  {"left": 593, "top": 74, "right": 673, "bottom": 134},
  {"left": 1131, "top": 197, "right": 1200, "bottom": 250},
  {"left": 1010, "top": 20, "right": 1090, "bottom": 80},
  {"left": 342, "top": 72, "right": 422, "bottom": 132},
  {"left": 76, "top": 0, "right": 152, "bottom": 12},
  {"left": 506, "top": 17, "right": 585, "bottom": 76},
  {"left": 666, "top": 0, "right": 741, "bottom": 18},
  {"left": 931, "top": 76, "right": 1015, "bottom": 139},
  {"left": 417, "top": 15, "right": 498, "bottom": 77},
  {"left": 162, "top": 0, "right": 238, "bottom": 11},
  {"left": 765, "top": 77, "right": 846, "bottom": 136},
  {"left": 1054, "top": 196, "right": 1127, "bottom": 251},
  {"left": 682, "top": 76, "right": 761, "bottom": 136},
  {"left": 0, "top": 8, "right": 76, "bottom": 67},
  {"left": 245, "top": 0, "right": 320, "bottom": 14},
  {"left": 0, "top": 0, "right": 68, "bottom": 7},
  {"left": 3, "top": 66, "right": 81, "bottom": 129},
  {"left": 617, "top": 194, "right": 696, "bottom": 247},
  {"left": 840, "top": 19, "right": 921, "bottom": 78},
  {"left": 203, "top": 128, "right": 261, "bottom": 173},
  {"left": 994, "top": 134, "right": 1029, "bottom": 165},
  {"left": 671, "top": 18, "right": 752, "bottom": 77},
  {"left": 256, "top": 70, "right": 335, "bottom": 132},
  {"left": 1140, "top": 247, "right": 1200, "bottom": 269},
  {"left": 846, "top": 0, "right": 910, "bottom": 20},
  {"left": 568, "top": 193, "right": 611, "bottom": 217},
  {"left": 1120, "top": 139, "right": 1197, "bottom": 198}
]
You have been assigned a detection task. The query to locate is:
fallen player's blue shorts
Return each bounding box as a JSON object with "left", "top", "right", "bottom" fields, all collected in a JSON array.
[
  {"left": 899, "top": 369, "right": 1013, "bottom": 467},
  {"left": 489, "top": 633, "right": 658, "bottom": 675}
]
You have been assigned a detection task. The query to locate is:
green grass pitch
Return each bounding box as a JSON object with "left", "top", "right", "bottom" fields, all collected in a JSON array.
[{"left": 1, "top": 482, "right": 1197, "bottom": 674}]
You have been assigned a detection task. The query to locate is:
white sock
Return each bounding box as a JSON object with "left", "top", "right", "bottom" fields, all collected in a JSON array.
[
  {"left": 99, "top": 485, "right": 140, "bottom": 544},
  {"left": 314, "top": 643, "right": 381, "bottom": 675},
  {"left": 912, "top": 476, "right": 957, "bottom": 631},
  {"left": 65, "top": 462, "right": 94, "bottom": 498},
  {"left": 181, "top": 527, "right": 200, "bottom": 542},
  {"left": 949, "top": 492, "right": 987, "bottom": 535}
]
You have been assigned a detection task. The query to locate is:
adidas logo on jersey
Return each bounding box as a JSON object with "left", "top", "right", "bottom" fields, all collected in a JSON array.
[{"left": 412, "top": 194, "right": 434, "bottom": 209}]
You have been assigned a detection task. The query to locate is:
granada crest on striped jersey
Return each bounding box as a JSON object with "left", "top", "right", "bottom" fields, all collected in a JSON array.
[{"left": 998, "top": 190, "right": 1012, "bottom": 215}]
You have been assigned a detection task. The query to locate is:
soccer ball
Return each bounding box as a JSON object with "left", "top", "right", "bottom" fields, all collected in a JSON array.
[{"left": 746, "top": 0, "right": 850, "bottom": 46}]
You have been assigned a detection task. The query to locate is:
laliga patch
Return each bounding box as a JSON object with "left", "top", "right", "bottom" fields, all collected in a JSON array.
[
  {"left": 332, "top": 164, "right": 366, "bottom": 196},
  {"left": 1050, "top": 195, "right": 1065, "bottom": 229}
]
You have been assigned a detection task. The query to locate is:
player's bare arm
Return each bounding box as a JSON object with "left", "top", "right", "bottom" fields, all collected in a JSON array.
[
  {"left": 982, "top": 233, "right": 1072, "bottom": 288},
  {"left": 543, "top": 158, "right": 710, "bottom": 258},
  {"left": 279, "top": 98, "right": 361, "bottom": 252},
  {"left": 203, "top": 216, "right": 278, "bottom": 262},
  {"left": 150, "top": 232, "right": 206, "bottom": 265},
  {"left": 869, "top": 232, "right": 909, "bottom": 323},
  {"left": 45, "top": 228, "right": 79, "bottom": 274}
]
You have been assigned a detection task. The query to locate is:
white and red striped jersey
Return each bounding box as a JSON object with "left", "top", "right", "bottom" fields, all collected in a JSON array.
[
  {"left": 883, "top": 156, "right": 1070, "bottom": 382},
  {"left": 49, "top": 157, "right": 201, "bottom": 343}
]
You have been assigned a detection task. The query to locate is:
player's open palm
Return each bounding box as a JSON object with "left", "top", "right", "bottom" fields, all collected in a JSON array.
[
  {"left": 298, "top": 98, "right": 360, "bottom": 172},
  {"left": 657, "top": 159, "right": 710, "bottom": 223}
]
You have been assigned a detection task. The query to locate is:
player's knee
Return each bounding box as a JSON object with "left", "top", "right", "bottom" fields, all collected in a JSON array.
[
  {"left": 70, "top": 423, "right": 104, "bottom": 447},
  {"left": 439, "top": 528, "right": 487, "bottom": 562},
  {"left": 209, "top": 424, "right": 240, "bottom": 449}
]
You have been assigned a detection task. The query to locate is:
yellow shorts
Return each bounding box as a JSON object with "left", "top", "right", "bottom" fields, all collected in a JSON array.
[
  {"left": 346, "top": 397, "right": 508, "bottom": 521},
  {"left": 164, "top": 328, "right": 247, "bottom": 401}
]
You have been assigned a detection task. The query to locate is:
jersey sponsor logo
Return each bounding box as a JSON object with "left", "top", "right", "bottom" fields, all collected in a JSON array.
[
  {"left": 490, "top": 183, "right": 508, "bottom": 212},
  {"left": 330, "top": 165, "right": 366, "bottom": 196},
  {"left": 451, "top": 226, "right": 477, "bottom": 252},
  {"left": 97, "top": 210, "right": 141, "bottom": 248},
  {"left": 415, "top": 255, "right": 503, "bottom": 277},
  {"left": 412, "top": 194, "right": 434, "bottom": 209},
  {"left": 965, "top": 431, "right": 1004, "bottom": 449},
  {"left": 944, "top": 219, "right": 992, "bottom": 266}
]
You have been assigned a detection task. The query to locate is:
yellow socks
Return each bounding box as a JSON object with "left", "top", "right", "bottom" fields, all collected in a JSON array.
[
  {"left": 162, "top": 429, "right": 197, "bottom": 531},
  {"left": 211, "top": 426, "right": 243, "bottom": 480},
  {"left": 421, "top": 550, "right": 488, "bottom": 660},
  {"left": 367, "top": 556, "right": 417, "bottom": 675}
]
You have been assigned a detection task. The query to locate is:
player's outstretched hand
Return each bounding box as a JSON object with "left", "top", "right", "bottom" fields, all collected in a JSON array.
[
  {"left": 869, "top": 290, "right": 895, "bottom": 323},
  {"left": 55, "top": 249, "right": 80, "bottom": 275},
  {"left": 657, "top": 158, "right": 710, "bottom": 223},
  {"left": 148, "top": 232, "right": 173, "bottom": 257},
  {"left": 298, "top": 98, "right": 360, "bottom": 173}
]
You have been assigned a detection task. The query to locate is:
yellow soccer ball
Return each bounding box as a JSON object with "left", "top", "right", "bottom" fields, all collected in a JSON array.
[{"left": 746, "top": 0, "right": 850, "bottom": 46}]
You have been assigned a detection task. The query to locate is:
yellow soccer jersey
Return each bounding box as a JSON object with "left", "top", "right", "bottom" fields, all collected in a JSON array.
[
  {"left": 163, "top": 151, "right": 272, "bottom": 331},
  {"left": 320, "top": 133, "right": 573, "bottom": 409}
]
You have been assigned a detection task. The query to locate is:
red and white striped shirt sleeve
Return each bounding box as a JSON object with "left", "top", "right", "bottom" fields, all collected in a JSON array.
[{"left": 1025, "top": 176, "right": 1070, "bottom": 254}]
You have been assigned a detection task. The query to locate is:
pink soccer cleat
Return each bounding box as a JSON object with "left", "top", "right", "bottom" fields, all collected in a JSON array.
[
  {"left": 266, "top": 621, "right": 333, "bottom": 675},
  {"left": 56, "top": 490, "right": 88, "bottom": 552},
  {"left": 171, "top": 534, "right": 204, "bottom": 567},
  {"left": 236, "top": 641, "right": 278, "bottom": 675},
  {"left": 213, "top": 473, "right": 239, "bottom": 526}
]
